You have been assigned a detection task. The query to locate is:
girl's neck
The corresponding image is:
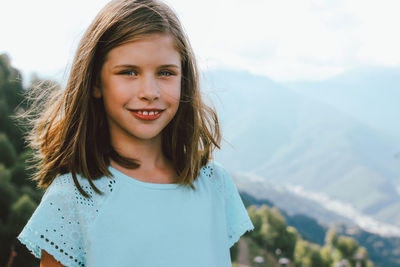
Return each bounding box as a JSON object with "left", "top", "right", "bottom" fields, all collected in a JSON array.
[
  {"left": 109, "top": 138, "right": 177, "bottom": 184},
  {"left": 110, "top": 133, "right": 167, "bottom": 172}
]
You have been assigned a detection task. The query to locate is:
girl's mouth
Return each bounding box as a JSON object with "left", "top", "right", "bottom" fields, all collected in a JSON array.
[{"left": 129, "top": 110, "right": 163, "bottom": 120}]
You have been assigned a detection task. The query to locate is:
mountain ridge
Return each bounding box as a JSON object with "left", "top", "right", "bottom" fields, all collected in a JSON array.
[{"left": 204, "top": 68, "right": 400, "bottom": 228}]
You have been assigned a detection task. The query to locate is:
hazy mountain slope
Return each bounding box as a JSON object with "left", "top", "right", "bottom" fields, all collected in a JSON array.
[
  {"left": 284, "top": 67, "right": 400, "bottom": 140},
  {"left": 203, "top": 70, "right": 302, "bottom": 171},
  {"left": 232, "top": 172, "right": 352, "bottom": 226},
  {"left": 203, "top": 69, "right": 400, "bottom": 227}
]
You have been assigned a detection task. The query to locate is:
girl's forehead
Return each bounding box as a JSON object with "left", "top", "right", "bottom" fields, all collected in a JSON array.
[{"left": 104, "top": 33, "right": 181, "bottom": 63}]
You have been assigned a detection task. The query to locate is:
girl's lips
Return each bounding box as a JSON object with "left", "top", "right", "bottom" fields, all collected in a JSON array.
[{"left": 130, "top": 110, "right": 163, "bottom": 120}]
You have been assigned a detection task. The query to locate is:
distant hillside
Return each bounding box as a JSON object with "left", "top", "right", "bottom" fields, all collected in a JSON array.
[
  {"left": 204, "top": 69, "right": 400, "bottom": 229},
  {"left": 284, "top": 67, "right": 400, "bottom": 140},
  {"left": 240, "top": 190, "right": 400, "bottom": 267},
  {"left": 234, "top": 173, "right": 352, "bottom": 226},
  {"left": 243, "top": 201, "right": 374, "bottom": 267}
]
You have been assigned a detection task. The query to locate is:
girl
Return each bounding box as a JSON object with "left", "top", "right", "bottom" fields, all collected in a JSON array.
[{"left": 17, "top": 0, "right": 254, "bottom": 266}]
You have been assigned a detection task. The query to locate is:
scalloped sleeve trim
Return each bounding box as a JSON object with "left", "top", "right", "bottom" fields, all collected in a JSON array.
[
  {"left": 213, "top": 161, "right": 255, "bottom": 248},
  {"left": 17, "top": 225, "right": 84, "bottom": 266}
]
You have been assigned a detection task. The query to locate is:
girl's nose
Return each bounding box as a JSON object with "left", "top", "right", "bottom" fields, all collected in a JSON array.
[{"left": 138, "top": 74, "right": 160, "bottom": 102}]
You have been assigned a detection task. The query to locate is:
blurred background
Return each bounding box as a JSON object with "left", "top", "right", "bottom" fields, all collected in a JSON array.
[{"left": 1, "top": 0, "right": 399, "bottom": 266}]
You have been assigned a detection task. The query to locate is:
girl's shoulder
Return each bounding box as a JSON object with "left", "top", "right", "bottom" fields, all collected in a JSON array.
[
  {"left": 202, "top": 160, "right": 227, "bottom": 177},
  {"left": 44, "top": 171, "right": 116, "bottom": 201},
  {"left": 41, "top": 171, "right": 117, "bottom": 224},
  {"left": 17, "top": 172, "right": 115, "bottom": 265},
  {"left": 200, "top": 160, "right": 233, "bottom": 195}
]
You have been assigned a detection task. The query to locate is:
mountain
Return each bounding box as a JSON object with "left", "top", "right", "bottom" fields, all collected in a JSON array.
[
  {"left": 284, "top": 67, "right": 400, "bottom": 140},
  {"left": 232, "top": 172, "right": 352, "bottom": 227},
  {"left": 203, "top": 69, "right": 400, "bottom": 229}
]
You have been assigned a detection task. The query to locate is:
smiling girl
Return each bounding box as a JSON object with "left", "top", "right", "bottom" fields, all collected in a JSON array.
[{"left": 17, "top": 0, "right": 254, "bottom": 266}]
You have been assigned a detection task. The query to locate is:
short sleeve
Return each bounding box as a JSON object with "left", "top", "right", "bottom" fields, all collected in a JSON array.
[
  {"left": 214, "top": 162, "right": 255, "bottom": 248},
  {"left": 17, "top": 174, "right": 87, "bottom": 267}
]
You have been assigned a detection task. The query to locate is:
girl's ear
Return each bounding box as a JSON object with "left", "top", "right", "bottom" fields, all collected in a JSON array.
[{"left": 92, "top": 85, "right": 102, "bottom": 98}]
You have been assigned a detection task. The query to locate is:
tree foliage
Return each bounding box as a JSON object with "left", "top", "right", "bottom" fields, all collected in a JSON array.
[
  {"left": 0, "top": 165, "right": 18, "bottom": 222},
  {"left": 247, "top": 204, "right": 298, "bottom": 259},
  {"left": 247, "top": 204, "right": 374, "bottom": 267},
  {"left": 0, "top": 134, "right": 17, "bottom": 167},
  {"left": 0, "top": 54, "right": 43, "bottom": 266},
  {"left": 8, "top": 194, "right": 37, "bottom": 236}
]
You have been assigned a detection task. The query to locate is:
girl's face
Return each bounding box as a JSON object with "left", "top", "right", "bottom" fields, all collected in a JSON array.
[{"left": 94, "top": 33, "right": 181, "bottom": 145}]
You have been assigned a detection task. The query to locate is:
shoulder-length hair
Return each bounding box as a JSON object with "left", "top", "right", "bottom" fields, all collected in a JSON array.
[{"left": 24, "top": 0, "right": 221, "bottom": 198}]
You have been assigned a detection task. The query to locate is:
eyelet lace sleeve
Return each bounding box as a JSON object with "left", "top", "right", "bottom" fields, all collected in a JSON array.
[
  {"left": 213, "top": 161, "right": 255, "bottom": 248},
  {"left": 17, "top": 173, "right": 115, "bottom": 267}
]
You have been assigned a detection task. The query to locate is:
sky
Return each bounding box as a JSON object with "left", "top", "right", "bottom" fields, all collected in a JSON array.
[{"left": 1, "top": 0, "right": 400, "bottom": 85}]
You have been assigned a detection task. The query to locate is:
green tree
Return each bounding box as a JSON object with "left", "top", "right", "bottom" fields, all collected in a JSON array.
[
  {"left": 249, "top": 204, "right": 297, "bottom": 259},
  {"left": 320, "top": 245, "right": 333, "bottom": 266},
  {"left": 0, "top": 54, "right": 26, "bottom": 153},
  {"left": 308, "top": 247, "right": 324, "bottom": 267},
  {"left": 8, "top": 194, "right": 37, "bottom": 236},
  {"left": 325, "top": 228, "right": 338, "bottom": 247},
  {"left": 1, "top": 194, "right": 38, "bottom": 267},
  {"left": 247, "top": 205, "right": 265, "bottom": 245},
  {"left": 0, "top": 133, "right": 17, "bottom": 167},
  {"left": 294, "top": 239, "right": 309, "bottom": 266},
  {"left": 323, "top": 229, "right": 374, "bottom": 267},
  {"left": 0, "top": 165, "right": 18, "bottom": 221},
  {"left": 284, "top": 226, "right": 298, "bottom": 260},
  {"left": 0, "top": 99, "right": 9, "bottom": 131},
  {"left": 11, "top": 150, "right": 35, "bottom": 188},
  {"left": 336, "top": 236, "right": 358, "bottom": 259},
  {"left": 1, "top": 80, "right": 25, "bottom": 114},
  {"left": 294, "top": 239, "right": 329, "bottom": 267}
]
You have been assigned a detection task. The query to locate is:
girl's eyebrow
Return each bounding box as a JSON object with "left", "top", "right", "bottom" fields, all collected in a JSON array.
[{"left": 113, "top": 64, "right": 180, "bottom": 69}]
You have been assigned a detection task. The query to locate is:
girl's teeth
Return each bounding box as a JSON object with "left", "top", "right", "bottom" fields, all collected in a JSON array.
[{"left": 137, "top": 110, "right": 160, "bottom": 115}]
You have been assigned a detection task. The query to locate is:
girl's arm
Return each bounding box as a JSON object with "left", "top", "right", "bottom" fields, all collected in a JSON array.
[{"left": 40, "top": 250, "right": 66, "bottom": 267}]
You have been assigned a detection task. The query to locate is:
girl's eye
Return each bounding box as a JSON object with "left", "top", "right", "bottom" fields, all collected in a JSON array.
[
  {"left": 119, "top": 70, "right": 137, "bottom": 76},
  {"left": 159, "top": 70, "right": 174, "bottom": 77}
]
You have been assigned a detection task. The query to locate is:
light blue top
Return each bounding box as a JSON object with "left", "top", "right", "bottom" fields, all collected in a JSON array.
[{"left": 17, "top": 161, "right": 254, "bottom": 267}]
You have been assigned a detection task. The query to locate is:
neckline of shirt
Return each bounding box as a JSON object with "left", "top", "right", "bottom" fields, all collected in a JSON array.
[{"left": 108, "top": 166, "right": 182, "bottom": 190}]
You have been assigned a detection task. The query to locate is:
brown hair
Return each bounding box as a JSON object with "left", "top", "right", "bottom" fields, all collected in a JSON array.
[{"left": 23, "top": 0, "right": 221, "bottom": 198}]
